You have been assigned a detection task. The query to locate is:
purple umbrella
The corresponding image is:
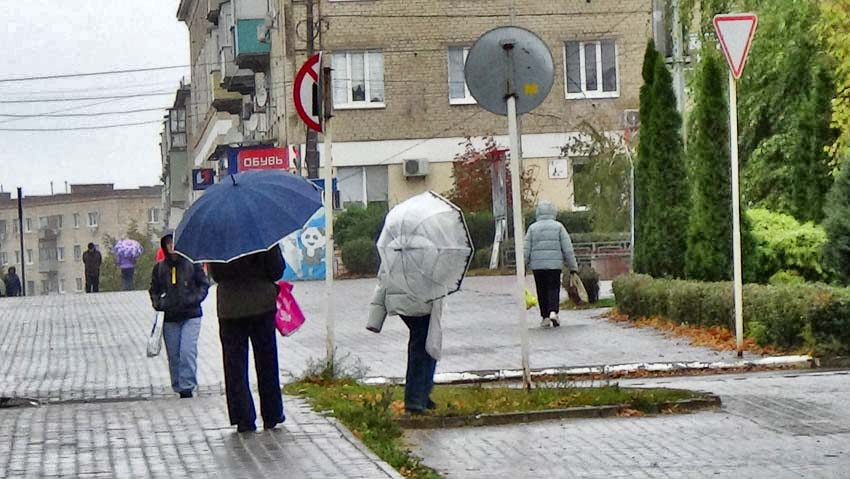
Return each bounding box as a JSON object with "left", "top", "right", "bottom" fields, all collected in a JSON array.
[{"left": 113, "top": 239, "right": 143, "bottom": 269}]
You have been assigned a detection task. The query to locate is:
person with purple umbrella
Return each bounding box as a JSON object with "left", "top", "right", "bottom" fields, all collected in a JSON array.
[{"left": 113, "top": 239, "right": 143, "bottom": 290}]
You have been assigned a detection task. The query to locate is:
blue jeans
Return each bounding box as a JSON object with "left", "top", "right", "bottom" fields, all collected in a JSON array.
[
  {"left": 400, "top": 315, "right": 437, "bottom": 411},
  {"left": 121, "top": 268, "right": 135, "bottom": 290},
  {"left": 162, "top": 316, "right": 202, "bottom": 393}
]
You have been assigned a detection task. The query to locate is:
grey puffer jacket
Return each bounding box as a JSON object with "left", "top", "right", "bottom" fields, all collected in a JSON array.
[{"left": 523, "top": 201, "right": 578, "bottom": 272}]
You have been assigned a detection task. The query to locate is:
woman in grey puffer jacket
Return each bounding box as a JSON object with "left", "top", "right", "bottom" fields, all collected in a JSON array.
[{"left": 524, "top": 201, "right": 578, "bottom": 328}]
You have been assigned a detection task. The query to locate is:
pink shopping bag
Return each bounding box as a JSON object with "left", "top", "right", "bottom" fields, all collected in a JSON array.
[{"left": 275, "top": 281, "right": 306, "bottom": 336}]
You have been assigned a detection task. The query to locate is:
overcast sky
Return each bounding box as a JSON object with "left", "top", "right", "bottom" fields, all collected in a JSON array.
[{"left": 0, "top": 0, "right": 189, "bottom": 197}]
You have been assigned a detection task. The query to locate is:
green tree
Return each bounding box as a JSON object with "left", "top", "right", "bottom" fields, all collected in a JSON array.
[
  {"left": 560, "top": 122, "right": 631, "bottom": 233},
  {"left": 819, "top": 0, "right": 850, "bottom": 163},
  {"left": 824, "top": 153, "right": 850, "bottom": 284},
  {"left": 738, "top": 0, "right": 837, "bottom": 222},
  {"left": 685, "top": 50, "right": 733, "bottom": 281},
  {"left": 634, "top": 41, "right": 689, "bottom": 278}
]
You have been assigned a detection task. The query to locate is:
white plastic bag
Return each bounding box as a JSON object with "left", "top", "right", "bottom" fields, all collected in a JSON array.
[{"left": 146, "top": 312, "right": 165, "bottom": 358}]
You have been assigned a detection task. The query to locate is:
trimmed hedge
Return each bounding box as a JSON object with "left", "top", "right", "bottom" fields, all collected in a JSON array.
[
  {"left": 341, "top": 238, "right": 379, "bottom": 275},
  {"left": 613, "top": 274, "right": 850, "bottom": 355}
]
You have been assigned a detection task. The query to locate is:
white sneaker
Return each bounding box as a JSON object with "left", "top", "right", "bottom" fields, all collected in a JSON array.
[
  {"left": 549, "top": 311, "right": 560, "bottom": 328},
  {"left": 540, "top": 317, "right": 551, "bottom": 328}
]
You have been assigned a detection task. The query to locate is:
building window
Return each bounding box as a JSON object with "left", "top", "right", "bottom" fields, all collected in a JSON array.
[
  {"left": 15, "top": 251, "right": 20, "bottom": 264},
  {"left": 88, "top": 212, "right": 99, "bottom": 227},
  {"left": 74, "top": 245, "right": 82, "bottom": 261},
  {"left": 0, "top": 219, "right": 6, "bottom": 241},
  {"left": 331, "top": 51, "right": 385, "bottom": 109},
  {"left": 0, "top": 252, "right": 6, "bottom": 265},
  {"left": 25, "top": 218, "right": 32, "bottom": 233},
  {"left": 39, "top": 216, "right": 48, "bottom": 229},
  {"left": 338, "top": 165, "right": 389, "bottom": 207},
  {"left": 26, "top": 249, "right": 33, "bottom": 265},
  {"left": 27, "top": 281, "right": 34, "bottom": 294},
  {"left": 56, "top": 215, "right": 63, "bottom": 229},
  {"left": 148, "top": 208, "right": 161, "bottom": 224},
  {"left": 41, "top": 280, "right": 49, "bottom": 295},
  {"left": 73, "top": 213, "right": 80, "bottom": 228},
  {"left": 564, "top": 40, "right": 619, "bottom": 99},
  {"left": 571, "top": 158, "right": 591, "bottom": 210},
  {"left": 12, "top": 220, "right": 18, "bottom": 235},
  {"left": 59, "top": 279, "right": 66, "bottom": 294},
  {"left": 76, "top": 278, "right": 83, "bottom": 292},
  {"left": 447, "top": 47, "right": 475, "bottom": 105},
  {"left": 58, "top": 247, "right": 65, "bottom": 262}
]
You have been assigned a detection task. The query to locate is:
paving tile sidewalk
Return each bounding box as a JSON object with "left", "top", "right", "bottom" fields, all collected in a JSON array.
[
  {"left": 0, "top": 394, "right": 401, "bottom": 478},
  {"left": 406, "top": 370, "right": 850, "bottom": 478}
]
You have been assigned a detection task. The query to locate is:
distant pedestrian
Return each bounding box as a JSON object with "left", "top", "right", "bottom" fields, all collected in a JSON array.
[
  {"left": 0, "top": 267, "right": 6, "bottom": 297},
  {"left": 149, "top": 232, "right": 209, "bottom": 399},
  {"left": 113, "top": 239, "right": 143, "bottom": 290},
  {"left": 82, "top": 243, "right": 102, "bottom": 293},
  {"left": 524, "top": 200, "right": 578, "bottom": 328},
  {"left": 209, "top": 245, "right": 286, "bottom": 433},
  {"left": 368, "top": 276, "right": 444, "bottom": 415},
  {"left": 3, "top": 266, "right": 22, "bottom": 297}
]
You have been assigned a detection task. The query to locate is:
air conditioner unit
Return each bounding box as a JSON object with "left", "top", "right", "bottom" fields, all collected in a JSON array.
[
  {"left": 623, "top": 109, "right": 640, "bottom": 129},
  {"left": 402, "top": 159, "right": 429, "bottom": 178}
]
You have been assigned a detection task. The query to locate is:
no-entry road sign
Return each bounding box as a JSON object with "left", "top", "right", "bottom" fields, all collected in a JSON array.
[
  {"left": 294, "top": 53, "right": 322, "bottom": 132},
  {"left": 714, "top": 14, "right": 758, "bottom": 79}
]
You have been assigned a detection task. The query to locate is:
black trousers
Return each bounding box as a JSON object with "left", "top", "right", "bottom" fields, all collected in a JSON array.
[
  {"left": 400, "top": 315, "right": 437, "bottom": 411},
  {"left": 219, "top": 311, "right": 284, "bottom": 427},
  {"left": 85, "top": 274, "right": 99, "bottom": 293},
  {"left": 533, "top": 269, "right": 562, "bottom": 318}
]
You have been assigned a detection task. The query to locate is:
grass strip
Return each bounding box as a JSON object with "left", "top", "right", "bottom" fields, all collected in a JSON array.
[{"left": 286, "top": 380, "right": 704, "bottom": 478}]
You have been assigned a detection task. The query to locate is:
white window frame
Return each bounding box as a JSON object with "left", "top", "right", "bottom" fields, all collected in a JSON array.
[
  {"left": 25, "top": 218, "right": 32, "bottom": 233},
  {"left": 447, "top": 46, "right": 476, "bottom": 105},
  {"left": 332, "top": 50, "right": 386, "bottom": 110},
  {"left": 73, "top": 213, "right": 80, "bottom": 229},
  {"left": 0, "top": 252, "right": 6, "bottom": 266},
  {"left": 87, "top": 212, "right": 99, "bottom": 228},
  {"left": 58, "top": 247, "right": 65, "bottom": 262},
  {"left": 148, "top": 208, "right": 160, "bottom": 224},
  {"left": 26, "top": 249, "right": 33, "bottom": 265},
  {"left": 59, "top": 279, "right": 66, "bottom": 294},
  {"left": 76, "top": 278, "right": 83, "bottom": 292},
  {"left": 564, "top": 40, "right": 620, "bottom": 100},
  {"left": 74, "top": 245, "right": 82, "bottom": 261}
]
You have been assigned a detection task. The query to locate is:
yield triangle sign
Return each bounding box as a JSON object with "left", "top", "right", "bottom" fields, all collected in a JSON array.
[{"left": 714, "top": 14, "right": 758, "bottom": 79}]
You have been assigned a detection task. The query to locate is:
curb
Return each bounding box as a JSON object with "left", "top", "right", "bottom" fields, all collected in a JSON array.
[
  {"left": 395, "top": 394, "right": 721, "bottom": 429},
  {"left": 362, "top": 355, "right": 814, "bottom": 386},
  {"left": 326, "top": 415, "right": 407, "bottom": 479}
]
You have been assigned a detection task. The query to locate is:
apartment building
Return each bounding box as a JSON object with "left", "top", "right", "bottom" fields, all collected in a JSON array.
[
  {"left": 160, "top": 82, "right": 192, "bottom": 229},
  {"left": 0, "top": 185, "right": 162, "bottom": 296},
  {"left": 175, "top": 0, "right": 653, "bottom": 212}
]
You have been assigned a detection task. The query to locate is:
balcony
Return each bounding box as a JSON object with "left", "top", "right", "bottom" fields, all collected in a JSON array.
[
  {"left": 219, "top": 1, "right": 256, "bottom": 93},
  {"left": 233, "top": 19, "right": 270, "bottom": 70},
  {"left": 207, "top": 0, "right": 227, "bottom": 24},
  {"left": 38, "top": 259, "right": 59, "bottom": 274},
  {"left": 38, "top": 227, "right": 59, "bottom": 240},
  {"left": 211, "top": 71, "right": 242, "bottom": 113}
]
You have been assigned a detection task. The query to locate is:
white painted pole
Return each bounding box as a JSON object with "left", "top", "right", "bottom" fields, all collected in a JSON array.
[
  {"left": 728, "top": 71, "right": 744, "bottom": 357},
  {"left": 323, "top": 65, "right": 336, "bottom": 365},
  {"left": 507, "top": 95, "right": 531, "bottom": 389}
]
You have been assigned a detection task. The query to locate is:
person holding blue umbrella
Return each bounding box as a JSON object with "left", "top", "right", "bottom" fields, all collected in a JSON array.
[{"left": 174, "top": 170, "right": 323, "bottom": 433}]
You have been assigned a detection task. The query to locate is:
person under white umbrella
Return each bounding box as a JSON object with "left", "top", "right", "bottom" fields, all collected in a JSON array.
[{"left": 367, "top": 191, "right": 473, "bottom": 414}]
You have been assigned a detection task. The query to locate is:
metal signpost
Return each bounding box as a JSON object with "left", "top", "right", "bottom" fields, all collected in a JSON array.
[
  {"left": 465, "top": 26, "right": 554, "bottom": 388},
  {"left": 294, "top": 53, "right": 336, "bottom": 363},
  {"left": 714, "top": 13, "right": 758, "bottom": 357}
]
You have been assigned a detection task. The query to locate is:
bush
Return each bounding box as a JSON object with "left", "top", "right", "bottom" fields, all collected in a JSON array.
[
  {"left": 341, "top": 238, "right": 379, "bottom": 275},
  {"left": 746, "top": 208, "right": 829, "bottom": 283},
  {"left": 613, "top": 274, "right": 850, "bottom": 355},
  {"left": 335, "top": 204, "right": 388, "bottom": 246},
  {"left": 571, "top": 232, "right": 630, "bottom": 244},
  {"left": 464, "top": 210, "right": 496, "bottom": 251},
  {"left": 768, "top": 270, "right": 806, "bottom": 285}
]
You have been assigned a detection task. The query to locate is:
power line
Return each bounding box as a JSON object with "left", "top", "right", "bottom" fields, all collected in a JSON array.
[
  {"left": 0, "top": 120, "right": 162, "bottom": 132},
  {"left": 0, "top": 65, "right": 189, "bottom": 83},
  {"left": 0, "top": 107, "right": 168, "bottom": 118},
  {"left": 0, "top": 91, "right": 174, "bottom": 104},
  {"left": 0, "top": 98, "right": 118, "bottom": 125}
]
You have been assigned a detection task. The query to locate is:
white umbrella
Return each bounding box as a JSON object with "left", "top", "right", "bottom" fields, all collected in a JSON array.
[{"left": 377, "top": 191, "right": 474, "bottom": 302}]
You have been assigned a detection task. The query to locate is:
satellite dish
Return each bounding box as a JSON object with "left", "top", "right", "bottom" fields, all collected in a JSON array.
[{"left": 464, "top": 26, "right": 554, "bottom": 116}]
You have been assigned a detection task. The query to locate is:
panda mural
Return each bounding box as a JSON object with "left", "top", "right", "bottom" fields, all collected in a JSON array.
[{"left": 281, "top": 208, "right": 327, "bottom": 281}]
